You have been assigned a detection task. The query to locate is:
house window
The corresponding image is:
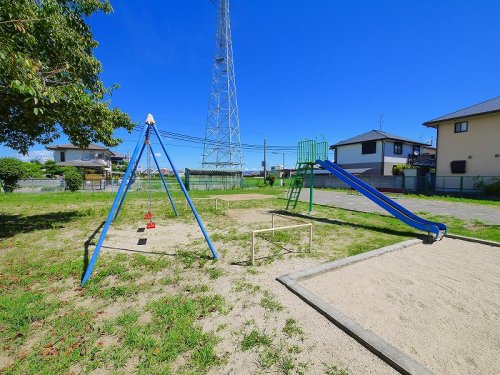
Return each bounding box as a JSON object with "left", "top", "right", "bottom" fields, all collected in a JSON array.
[
  {"left": 454, "top": 121, "right": 468, "bottom": 133},
  {"left": 450, "top": 160, "right": 466, "bottom": 174},
  {"left": 82, "top": 152, "right": 92, "bottom": 161},
  {"left": 60, "top": 151, "right": 65, "bottom": 162},
  {"left": 362, "top": 141, "right": 376, "bottom": 154},
  {"left": 394, "top": 142, "right": 402, "bottom": 155},
  {"left": 412, "top": 145, "right": 420, "bottom": 155}
]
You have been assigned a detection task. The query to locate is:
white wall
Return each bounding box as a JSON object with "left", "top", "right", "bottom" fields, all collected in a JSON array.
[
  {"left": 53, "top": 150, "right": 82, "bottom": 162},
  {"left": 336, "top": 141, "right": 382, "bottom": 164}
]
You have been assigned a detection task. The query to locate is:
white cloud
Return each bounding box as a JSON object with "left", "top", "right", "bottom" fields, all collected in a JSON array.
[{"left": 154, "top": 152, "right": 162, "bottom": 157}]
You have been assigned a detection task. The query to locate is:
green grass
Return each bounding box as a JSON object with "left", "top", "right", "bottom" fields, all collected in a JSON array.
[
  {"left": 283, "top": 318, "right": 305, "bottom": 338},
  {"left": 241, "top": 329, "right": 272, "bottom": 351}
]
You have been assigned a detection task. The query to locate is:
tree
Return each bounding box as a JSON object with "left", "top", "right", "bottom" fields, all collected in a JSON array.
[
  {"left": 114, "top": 160, "right": 129, "bottom": 173},
  {"left": 64, "top": 169, "right": 83, "bottom": 191},
  {"left": 0, "top": 0, "right": 134, "bottom": 155},
  {"left": 43, "top": 159, "right": 61, "bottom": 177},
  {"left": 23, "top": 159, "right": 44, "bottom": 177},
  {"left": 0, "top": 157, "right": 27, "bottom": 192}
]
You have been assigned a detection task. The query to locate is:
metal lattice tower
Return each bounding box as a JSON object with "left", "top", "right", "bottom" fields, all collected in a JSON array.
[{"left": 202, "top": 0, "right": 243, "bottom": 170}]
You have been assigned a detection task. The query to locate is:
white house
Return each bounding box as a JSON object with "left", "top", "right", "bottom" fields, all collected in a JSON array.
[
  {"left": 46, "top": 144, "right": 115, "bottom": 177},
  {"left": 330, "top": 130, "right": 432, "bottom": 176}
]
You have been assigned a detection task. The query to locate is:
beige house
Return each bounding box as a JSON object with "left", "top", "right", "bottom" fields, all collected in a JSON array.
[{"left": 423, "top": 96, "right": 500, "bottom": 191}]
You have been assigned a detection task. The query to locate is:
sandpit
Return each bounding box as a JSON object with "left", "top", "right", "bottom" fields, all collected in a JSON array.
[{"left": 282, "top": 238, "right": 500, "bottom": 375}]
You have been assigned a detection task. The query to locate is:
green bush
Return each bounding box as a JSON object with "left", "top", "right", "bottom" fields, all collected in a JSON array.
[
  {"left": 64, "top": 170, "right": 83, "bottom": 192},
  {"left": 484, "top": 179, "right": 500, "bottom": 196},
  {"left": 391, "top": 164, "right": 410, "bottom": 176},
  {"left": 265, "top": 174, "right": 276, "bottom": 187},
  {"left": 0, "top": 157, "right": 27, "bottom": 192}
]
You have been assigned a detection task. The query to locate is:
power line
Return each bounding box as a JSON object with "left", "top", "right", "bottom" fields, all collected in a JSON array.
[{"left": 131, "top": 126, "right": 298, "bottom": 152}]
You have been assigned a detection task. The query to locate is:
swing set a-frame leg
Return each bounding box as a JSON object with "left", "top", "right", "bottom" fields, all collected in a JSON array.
[
  {"left": 114, "top": 142, "right": 147, "bottom": 221},
  {"left": 81, "top": 124, "right": 148, "bottom": 286}
]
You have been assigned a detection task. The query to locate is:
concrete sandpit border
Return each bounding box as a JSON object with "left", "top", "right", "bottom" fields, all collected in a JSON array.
[
  {"left": 278, "top": 235, "right": 500, "bottom": 374},
  {"left": 278, "top": 238, "right": 429, "bottom": 375}
]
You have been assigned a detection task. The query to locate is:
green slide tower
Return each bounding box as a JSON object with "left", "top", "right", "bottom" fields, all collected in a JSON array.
[{"left": 286, "top": 136, "right": 328, "bottom": 212}]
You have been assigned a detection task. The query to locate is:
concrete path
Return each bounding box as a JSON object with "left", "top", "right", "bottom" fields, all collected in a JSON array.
[{"left": 299, "top": 189, "right": 500, "bottom": 225}]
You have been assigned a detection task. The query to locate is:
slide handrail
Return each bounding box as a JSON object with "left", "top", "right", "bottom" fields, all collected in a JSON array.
[{"left": 316, "top": 160, "right": 446, "bottom": 239}]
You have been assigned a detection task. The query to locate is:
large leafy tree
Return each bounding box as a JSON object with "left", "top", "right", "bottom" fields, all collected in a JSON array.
[{"left": 0, "top": 0, "right": 134, "bottom": 155}]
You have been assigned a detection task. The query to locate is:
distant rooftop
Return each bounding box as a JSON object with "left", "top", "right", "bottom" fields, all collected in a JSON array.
[
  {"left": 47, "top": 143, "right": 115, "bottom": 155},
  {"left": 330, "top": 130, "right": 428, "bottom": 148},
  {"left": 47, "top": 143, "right": 112, "bottom": 152},
  {"left": 423, "top": 96, "right": 500, "bottom": 127}
]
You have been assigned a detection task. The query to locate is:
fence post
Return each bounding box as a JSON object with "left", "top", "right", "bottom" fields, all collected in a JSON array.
[
  {"left": 251, "top": 232, "right": 255, "bottom": 266},
  {"left": 309, "top": 224, "right": 312, "bottom": 252},
  {"left": 272, "top": 214, "right": 275, "bottom": 237}
]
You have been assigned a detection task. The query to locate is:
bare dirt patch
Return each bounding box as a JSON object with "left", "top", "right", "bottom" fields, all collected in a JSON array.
[
  {"left": 301, "top": 238, "right": 500, "bottom": 375},
  {"left": 103, "top": 220, "right": 202, "bottom": 255},
  {"left": 0, "top": 354, "right": 15, "bottom": 372}
]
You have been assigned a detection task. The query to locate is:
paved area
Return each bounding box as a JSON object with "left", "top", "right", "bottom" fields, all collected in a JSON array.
[{"left": 299, "top": 189, "right": 500, "bottom": 225}]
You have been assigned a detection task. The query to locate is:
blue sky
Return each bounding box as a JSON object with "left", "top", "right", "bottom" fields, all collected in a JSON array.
[{"left": 3, "top": 0, "right": 500, "bottom": 170}]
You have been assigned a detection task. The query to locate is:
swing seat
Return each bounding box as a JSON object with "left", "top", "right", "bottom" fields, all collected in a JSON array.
[
  {"left": 144, "top": 212, "right": 153, "bottom": 219},
  {"left": 146, "top": 222, "right": 156, "bottom": 229}
]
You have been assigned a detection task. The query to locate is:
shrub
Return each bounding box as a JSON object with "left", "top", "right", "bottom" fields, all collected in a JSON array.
[
  {"left": 391, "top": 164, "right": 409, "bottom": 176},
  {"left": 265, "top": 174, "right": 276, "bottom": 187},
  {"left": 64, "top": 169, "right": 83, "bottom": 192},
  {"left": 0, "top": 157, "right": 27, "bottom": 192},
  {"left": 483, "top": 179, "right": 500, "bottom": 196}
]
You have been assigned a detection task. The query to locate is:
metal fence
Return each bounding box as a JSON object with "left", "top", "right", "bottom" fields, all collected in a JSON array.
[
  {"left": 14, "top": 178, "right": 65, "bottom": 193},
  {"left": 8, "top": 176, "right": 274, "bottom": 193},
  {"left": 403, "top": 175, "right": 499, "bottom": 195}
]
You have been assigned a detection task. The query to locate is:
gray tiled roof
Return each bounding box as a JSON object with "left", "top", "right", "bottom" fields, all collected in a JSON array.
[
  {"left": 47, "top": 143, "right": 112, "bottom": 152},
  {"left": 423, "top": 96, "right": 500, "bottom": 126},
  {"left": 330, "top": 130, "right": 426, "bottom": 148}
]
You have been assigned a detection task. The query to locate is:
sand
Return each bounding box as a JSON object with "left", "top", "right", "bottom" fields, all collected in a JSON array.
[{"left": 301, "top": 238, "right": 500, "bottom": 375}]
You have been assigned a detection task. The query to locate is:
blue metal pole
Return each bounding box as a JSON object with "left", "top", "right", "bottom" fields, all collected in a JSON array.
[
  {"left": 81, "top": 124, "right": 148, "bottom": 285},
  {"left": 151, "top": 124, "right": 219, "bottom": 259},
  {"left": 150, "top": 144, "right": 178, "bottom": 216},
  {"left": 114, "top": 142, "right": 146, "bottom": 221}
]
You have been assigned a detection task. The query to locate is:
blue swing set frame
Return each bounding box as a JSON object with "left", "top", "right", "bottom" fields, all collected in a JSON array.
[{"left": 81, "top": 114, "right": 218, "bottom": 285}]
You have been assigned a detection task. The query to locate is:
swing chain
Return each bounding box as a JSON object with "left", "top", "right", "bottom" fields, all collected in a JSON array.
[{"left": 147, "top": 142, "right": 152, "bottom": 215}]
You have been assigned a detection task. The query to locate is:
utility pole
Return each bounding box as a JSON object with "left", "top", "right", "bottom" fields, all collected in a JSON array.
[
  {"left": 263, "top": 139, "right": 267, "bottom": 182},
  {"left": 281, "top": 152, "right": 285, "bottom": 186}
]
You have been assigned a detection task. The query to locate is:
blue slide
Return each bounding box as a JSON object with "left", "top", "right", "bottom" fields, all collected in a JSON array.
[{"left": 317, "top": 160, "right": 447, "bottom": 241}]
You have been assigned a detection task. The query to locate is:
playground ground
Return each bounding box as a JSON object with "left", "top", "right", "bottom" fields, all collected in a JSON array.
[{"left": 0, "top": 188, "right": 499, "bottom": 374}]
